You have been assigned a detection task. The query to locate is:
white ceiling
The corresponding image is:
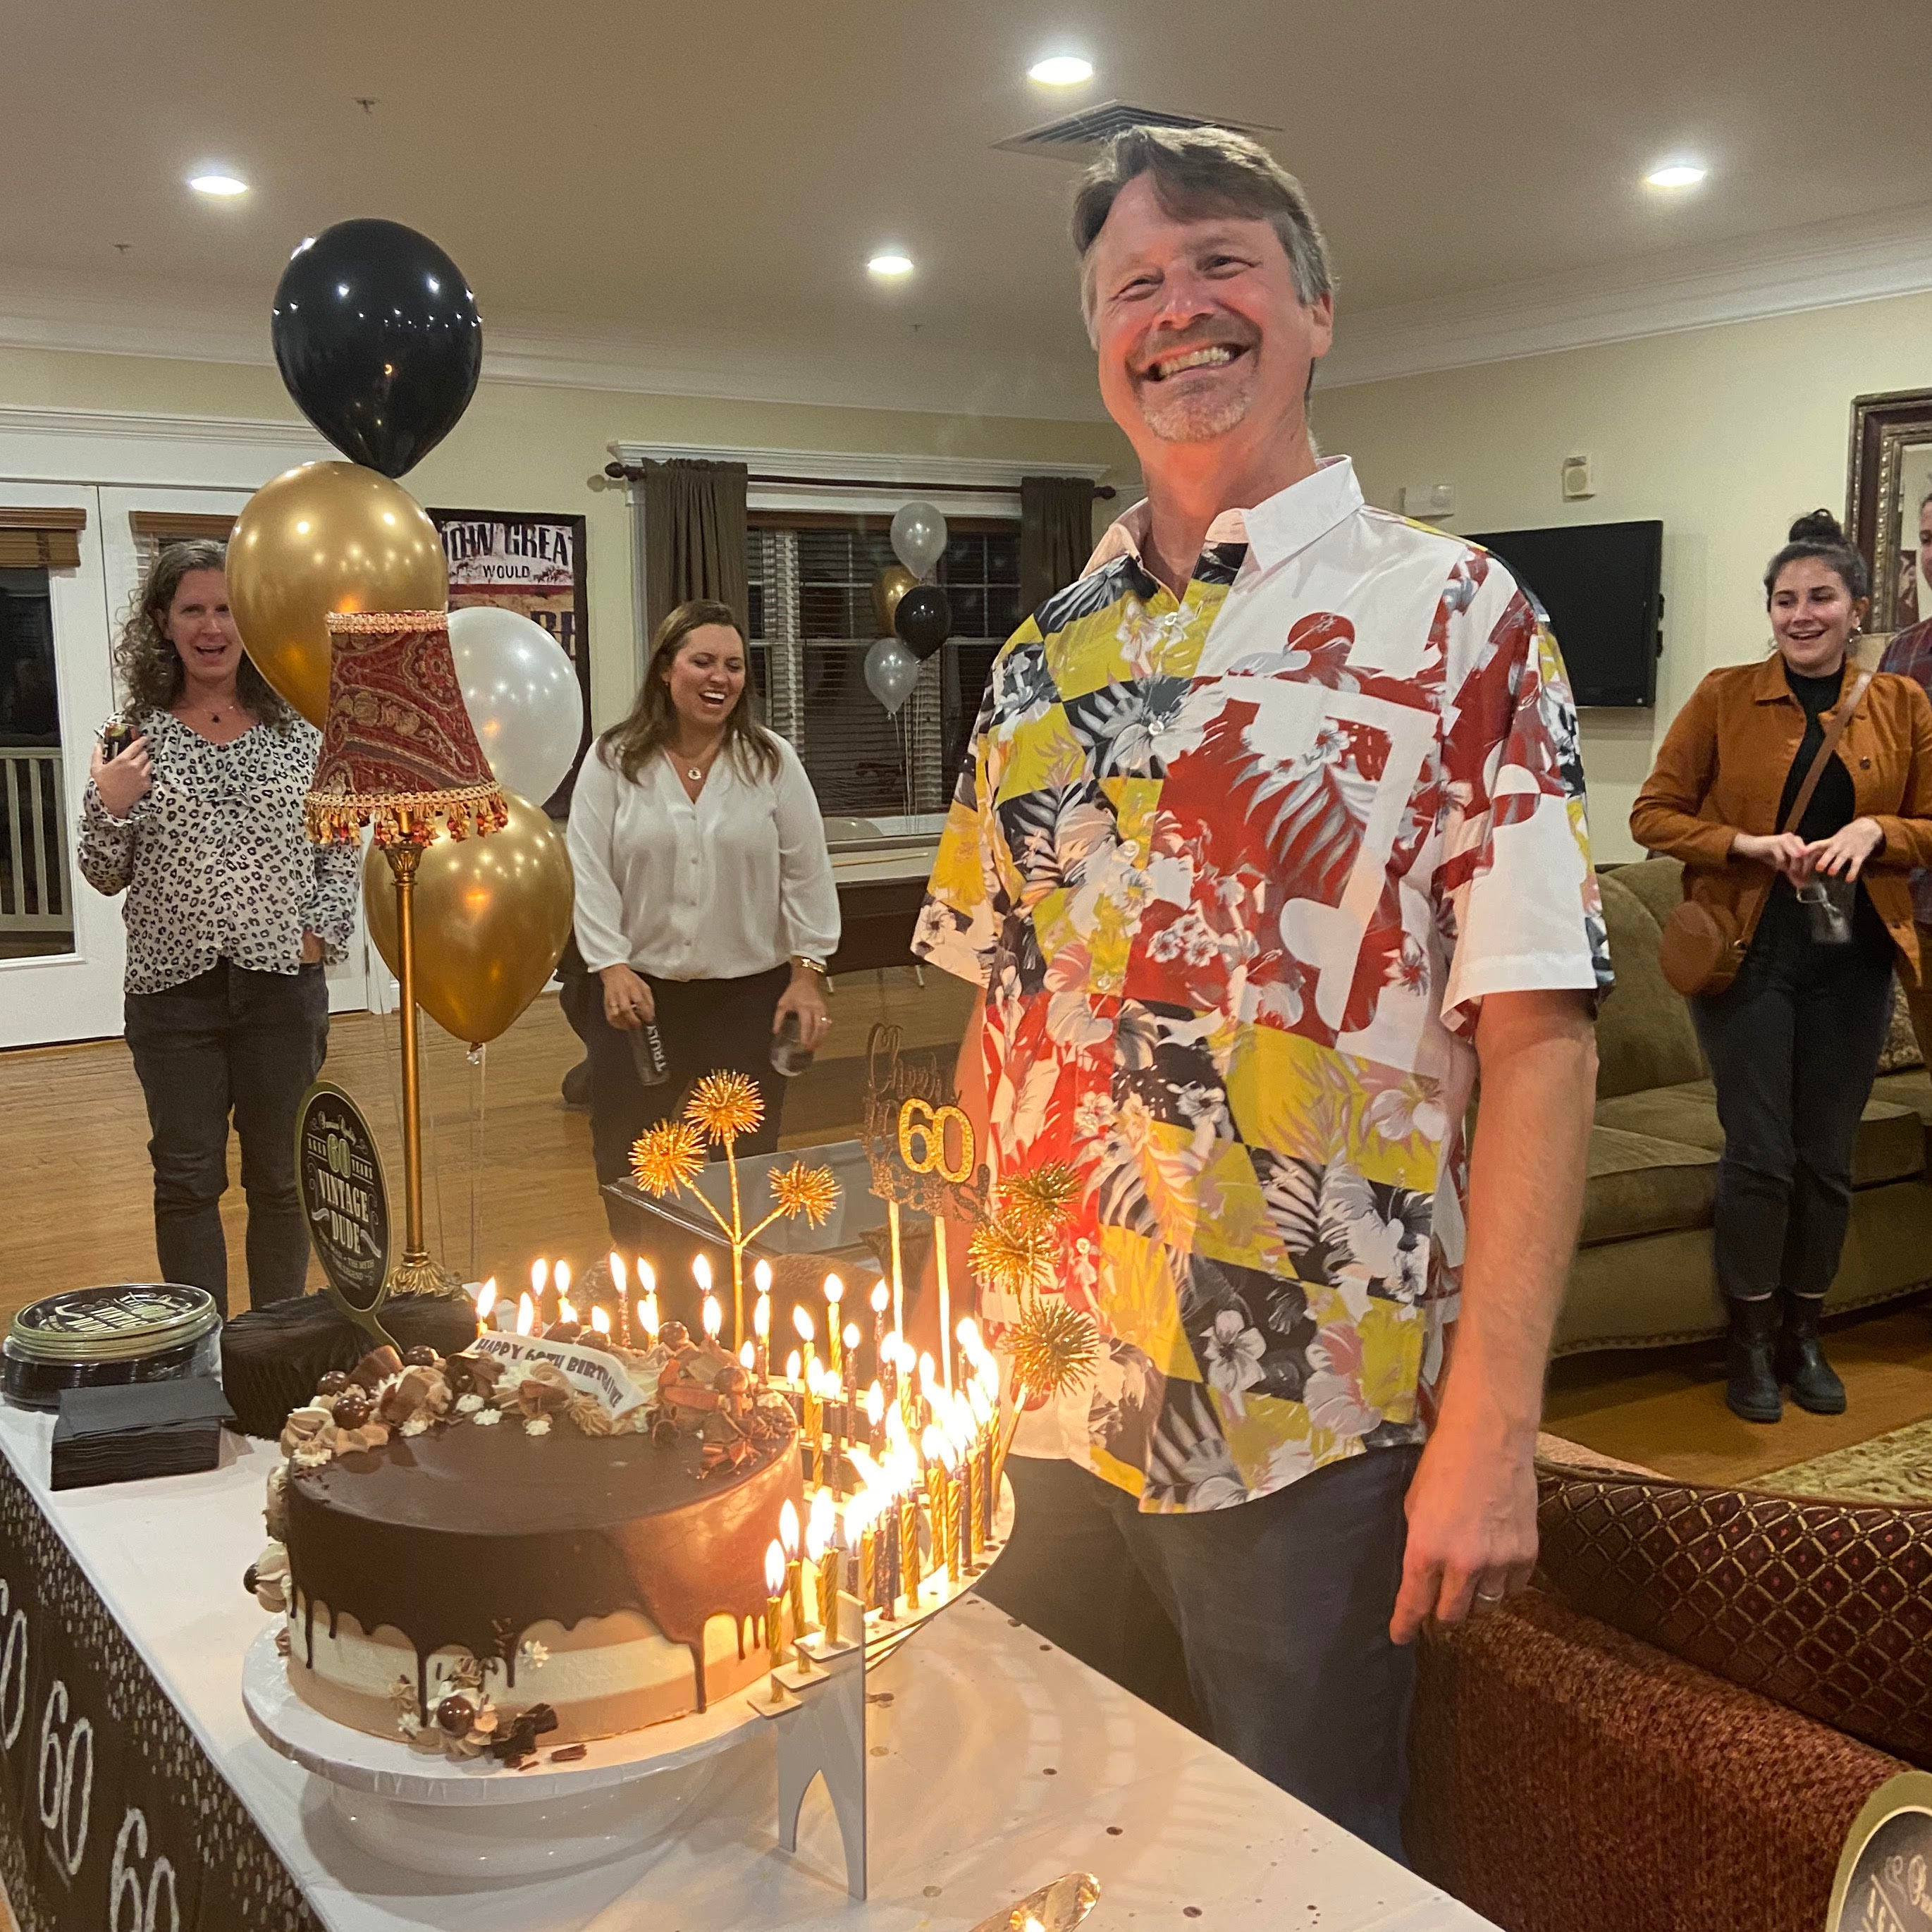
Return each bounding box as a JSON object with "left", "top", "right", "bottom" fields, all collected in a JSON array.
[{"left": 5, "top": 0, "right": 1931, "bottom": 419}]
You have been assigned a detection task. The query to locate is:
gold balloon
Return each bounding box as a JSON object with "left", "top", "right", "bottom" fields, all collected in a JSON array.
[
  {"left": 362, "top": 792, "right": 573, "bottom": 1046},
  {"left": 229, "top": 461, "right": 448, "bottom": 725},
  {"left": 872, "top": 564, "right": 917, "bottom": 636}
]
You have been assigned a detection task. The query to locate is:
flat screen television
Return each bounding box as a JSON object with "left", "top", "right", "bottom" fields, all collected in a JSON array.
[{"left": 1463, "top": 519, "right": 1663, "bottom": 708}]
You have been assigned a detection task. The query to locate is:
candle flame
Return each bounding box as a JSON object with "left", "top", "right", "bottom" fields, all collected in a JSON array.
[
  {"left": 754, "top": 1294, "right": 770, "bottom": 1340},
  {"left": 702, "top": 1293, "right": 722, "bottom": 1341},
  {"left": 636, "top": 1258, "right": 655, "bottom": 1296},
  {"left": 639, "top": 1291, "right": 658, "bottom": 1339},
  {"left": 557, "top": 1295, "right": 577, "bottom": 1325},
  {"left": 753, "top": 1257, "right": 773, "bottom": 1295},
  {"left": 866, "top": 1382, "right": 885, "bottom": 1426},
  {"left": 870, "top": 1279, "right": 889, "bottom": 1315},
  {"left": 474, "top": 1279, "right": 497, "bottom": 1321},
  {"left": 922, "top": 1424, "right": 946, "bottom": 1464},
  {"left": 918, "top": 1350, "right": 936, "bottom": 1390},
  {"left": 739, "top": 1340, "right": 755, "bottom": 1370},
  {"left": 555, "top": 1260, "right": 572, "bottom": 1300},
  {"left": 765, "top": 1540, "right": 785, "bottom": 1597},
  {"left": 531, "top": 1257, "right": 548, "bottom": 1297},
  {"left": 843, "top": 1322, "right": 861, "bottom": 1352},
  {"left": 609, "top": 1253, "right": 627, "bottom": 1297},
  {"left": 792, "top": 1304, "right": 816, "bottom": 1342},
  {"left": 591, "top": 1305, "right": 611, "bottom": 1336},
  {"left": 779, "top": 1496, "right": 801, "bottom": 1559},
  {"left": 786, "top": 1348, "right": 801, "bottom": 1383},
  {"left": 516, "top": 1292, "right": 535, "bottom": 1336},
  {"left": 825, "top": 1273, "right": 844, "bottom": 1305},
  {"left": 692, "top": 1253, "right": 712, "bottom": 1293}
]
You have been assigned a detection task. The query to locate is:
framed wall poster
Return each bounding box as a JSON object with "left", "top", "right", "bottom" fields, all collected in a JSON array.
[{"left": 429, "top": 508, "right": 591, "bottom": 811}]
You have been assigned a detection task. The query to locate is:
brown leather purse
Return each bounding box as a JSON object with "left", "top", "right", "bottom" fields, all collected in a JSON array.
[{"left": 1657, "top": 667, "right": 1873, "bottom": 997}]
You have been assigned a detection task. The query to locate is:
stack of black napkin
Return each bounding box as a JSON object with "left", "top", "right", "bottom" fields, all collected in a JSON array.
[{"left": 50, "top": 1378, "right": 233, "bottom": 1490}]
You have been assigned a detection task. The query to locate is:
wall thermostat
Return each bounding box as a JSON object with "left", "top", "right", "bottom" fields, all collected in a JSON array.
[
  {"left": 1561, "top": 455, "right": 1596, "bottom": 500},
  {"left": 1401, "top": 481, "right": 1455, "bottom": 519}
]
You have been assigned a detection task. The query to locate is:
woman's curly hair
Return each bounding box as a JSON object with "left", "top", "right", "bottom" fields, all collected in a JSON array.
[{"left": 114, "top": 539, "right": 295, "bottom": 728}]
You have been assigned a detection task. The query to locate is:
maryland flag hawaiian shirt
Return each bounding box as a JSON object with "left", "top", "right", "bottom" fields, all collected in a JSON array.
[{"left": 914, "top": 457, "right": 1612, "bottom": 1513}]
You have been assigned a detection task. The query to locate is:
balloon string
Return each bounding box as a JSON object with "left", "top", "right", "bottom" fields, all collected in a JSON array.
[{"left": 468, "top": 1043, "right": 486, "bottom": 1284}]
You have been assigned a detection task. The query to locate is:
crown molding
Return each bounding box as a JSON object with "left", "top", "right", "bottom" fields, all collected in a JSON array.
[
  {"left": 1320, "top": 199, "right": 1932, "bottom": 390},
  {"left": 0, "top": 404, "right": 324, "bottom": 450}
]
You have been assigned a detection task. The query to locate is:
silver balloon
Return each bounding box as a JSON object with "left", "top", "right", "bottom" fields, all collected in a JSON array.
[
  {"left": 448, "top": 603, "right": 583, "bottom": 806},
  {"left": 864, "top": 636, "right": 921, "bottom": 717},
  {"left": 890, "top": 500, "right": 949, "bottom": 579}
]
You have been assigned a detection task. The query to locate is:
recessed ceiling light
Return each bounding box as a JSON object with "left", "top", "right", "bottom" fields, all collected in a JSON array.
[
  {"left": 1644, "top": 161, "right": 1707, "bottom": 190},
  {"left": 868, "top": 252, "right": 914, "bottom": 278},
  {"left": 187, "top": 171, "right": 250, "bottom": 198},
  {"left": 1028, "top": 54, "right": 1094, "bottom": 85}
]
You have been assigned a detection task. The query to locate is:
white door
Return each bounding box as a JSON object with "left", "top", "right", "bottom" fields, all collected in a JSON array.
[
  {"left": 0, "top": 481, "right": 123, "bottom": 1047},
  {"left": 94, "top": 486, "right": 371, "bottom": 1019}
]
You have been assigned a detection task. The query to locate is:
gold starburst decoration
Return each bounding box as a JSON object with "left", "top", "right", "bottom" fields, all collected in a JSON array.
[
  {"left": 997, "top": 1162, "right": 1081, "bottom": 1237},
  {"left": 968, "top": 1217, "right": 1058, "bottom": 1298},
  {"left": 629, "top": 1120, "right": 706, "bottom": 1197},
  {"left": 1008, "top": 1298, "right": 1099, "bottom": 1400},
  {"left": 686, "top": 1071, "right": 765, "bottom": 1143},
  {"left": 770, "top": 1159, "right": 839, "bottom": 1229}
]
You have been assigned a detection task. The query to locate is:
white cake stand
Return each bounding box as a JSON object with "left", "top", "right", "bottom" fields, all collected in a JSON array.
[{"left": 242, "top": 1478, "right": 1013, "bottom": 1881}]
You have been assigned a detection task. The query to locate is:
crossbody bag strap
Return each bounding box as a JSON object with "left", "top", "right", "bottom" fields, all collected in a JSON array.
[{"left": 1780, "top": 668, "right": 1874, "bottom": 836}]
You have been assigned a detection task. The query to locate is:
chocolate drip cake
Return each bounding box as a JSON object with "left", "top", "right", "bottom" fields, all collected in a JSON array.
[{"left": 247, "top": 1324, "right": 801, "bottom": 1759}]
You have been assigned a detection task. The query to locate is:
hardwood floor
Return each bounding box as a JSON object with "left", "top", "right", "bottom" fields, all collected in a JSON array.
[{"left": 4, "top": 958, "right": 1928, "bottom": 1501}]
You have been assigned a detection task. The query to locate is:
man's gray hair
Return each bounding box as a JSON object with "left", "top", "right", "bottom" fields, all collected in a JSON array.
[{"left": 1072, "top": 125, "right": 1334, "bottom": 338}]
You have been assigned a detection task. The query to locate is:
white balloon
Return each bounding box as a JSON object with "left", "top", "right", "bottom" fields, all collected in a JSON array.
[
  {"left": 864, "top": 636, "right": 921, "bottom": 717},
  {"left": 448, "top": 604, "right": 583, "bottom": 806},
  {"left": 890, "top": 501, "right": 948, "bottom": 579}
]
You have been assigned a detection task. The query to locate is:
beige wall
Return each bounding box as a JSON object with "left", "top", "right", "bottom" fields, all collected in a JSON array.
[
  {"left": 1317, "top": 290, "right": 1932, "bottom": 860},
  {"left": 0, "top": 344, "right": 1134, "bottom": 731}
]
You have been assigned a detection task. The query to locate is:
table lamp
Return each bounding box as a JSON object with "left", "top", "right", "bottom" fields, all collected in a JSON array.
[{"left": 307, "top": 609, "right": 507, "bottom": 1294}]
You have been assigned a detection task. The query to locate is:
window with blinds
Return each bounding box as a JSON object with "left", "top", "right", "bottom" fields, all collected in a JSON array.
[{"left": 745, "top": 517, "right": 1021, "bottom": 820}]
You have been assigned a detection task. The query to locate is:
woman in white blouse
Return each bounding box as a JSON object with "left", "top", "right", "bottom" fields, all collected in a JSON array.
[
  {"left": 566, "top": 599, "right": 839, "bottom": 1247},
  {"left": 77, "top": 539, "right": 359, "bottom": 1312}
]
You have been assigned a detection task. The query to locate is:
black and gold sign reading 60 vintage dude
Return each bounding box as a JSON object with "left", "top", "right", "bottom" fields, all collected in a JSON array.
[{"left": 295, "top": 1083, "right": 391, "bottom": 1314}]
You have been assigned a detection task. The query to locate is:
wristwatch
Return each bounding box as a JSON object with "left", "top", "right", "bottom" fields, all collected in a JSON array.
[{"left": 789, "top": 954, "right": 829, "bottom": 978}]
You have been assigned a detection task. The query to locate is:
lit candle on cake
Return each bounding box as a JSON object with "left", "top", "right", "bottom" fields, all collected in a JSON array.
[
  {"left": 739, "top": 1340, "right": 755, "bottom": 1371},
  {"left": 808, "top": 1487, "right": 839, "bottom": 1645},
  {"left": 753, "top": 1289, "right": 771, "bottom": 1380},
  {"left": 865, "top": 1380, "right": 885, "bottom": 1455},
  {"left": 870, "top": 1280, "right": 890, "bottom": 1388},
  {"left": 609, "top": 1253, "right": 629, "bottom": 1345},
  {"left": 898, "top": 1478, "right": 922, "bottom": 1606},
  {"left": 918, "top": 1352, "right": 937, "bottom": 1429},
  {"left": 638, "top": 1276, "right": 659, "bottom": 1350},
  {"left": 515, "top": 1291, "right": 536, "bottom": 1336},
  {"left": 692, "top": 1252, "right": 713, "bottom": 1308},
  {"left": 852, "top": 1489, "right": 878, "bottom": 1613},
  {"left": 530, "top": 1257, "right": 548, "bottom": 1321},
  {"left": 793, "top": 1304, "right": 816, "bottom": 1382},
  {"left": 843, "top": 1324, "right": 861, "bottom": 1386},
  {"left": 472, "top": 1279, "right": 497, "bottom": 1337},
  {"left": 786, "top": 1348, "right": 801, "bottom": 1386},
  {"left": 780, "top": 1497, "right": 805, "bottom": 1647},
  {"left": 825, "top": 1275, "right": 844, "bottom": 1379},
  {"left": 591, "top": 1305, "right": 612, "bottom": 1341},
  {"left": 801, "top": 1361, "right": 824, "bottom": 1484},
  {"left": 555, "top": 1260, "right": 573, "bottom": 1327},
  {"left": 922, "top": 1425, "right": 954, "bottom": 1585},
  {"left": 764, "top": 1539, "right": 786, "bottom": 1693},
  {"left": 702, "top": 1293, "right": 722, "bottom": 1346}
]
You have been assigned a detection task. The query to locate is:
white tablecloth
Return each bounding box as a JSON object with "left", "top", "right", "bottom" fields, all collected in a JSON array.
[{"left": 0, "top": 1404, "right": 1494, "bottom": 1932}]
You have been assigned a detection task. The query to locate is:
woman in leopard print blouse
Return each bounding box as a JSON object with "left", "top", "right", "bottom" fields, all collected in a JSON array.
[{"left": 77, "top": 541, "right": 359, "bottom": 1312}]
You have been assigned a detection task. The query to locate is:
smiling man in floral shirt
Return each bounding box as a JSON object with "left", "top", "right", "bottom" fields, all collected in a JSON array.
[{"left": 914, "top": 126, "right": 1608, "bottom": 1854}]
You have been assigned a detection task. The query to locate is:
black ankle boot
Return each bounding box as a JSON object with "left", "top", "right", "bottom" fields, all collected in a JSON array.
[
  {"left": 1724, "top": 1296, "right": 1783, "bottom": 1423},
  {"left": 1777, "top": 1294, "right": 1847, "bottom": 1415}
]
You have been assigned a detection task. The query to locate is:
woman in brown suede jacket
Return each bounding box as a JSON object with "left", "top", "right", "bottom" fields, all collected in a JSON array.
[{"left": 1631, "top": 510, "right": 1932, "bottom": 1425}]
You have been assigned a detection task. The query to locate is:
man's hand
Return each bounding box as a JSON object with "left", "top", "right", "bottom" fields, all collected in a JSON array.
[{"left": 1391, "top": 986, "right": 1596, "bottom": 1645}]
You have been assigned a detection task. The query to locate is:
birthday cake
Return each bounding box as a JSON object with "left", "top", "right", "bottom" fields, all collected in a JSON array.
[{"left": 247, "top": 1325, "right": 802, "bottom": 1759}]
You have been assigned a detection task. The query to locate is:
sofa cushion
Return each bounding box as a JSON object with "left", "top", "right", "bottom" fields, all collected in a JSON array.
[
  {"left": 1593, "top": 865, "right": 1709, "bottom": 1101},
  {"left": 1595, "top": 1079, "right": 1926, "bottom": 1187},
  {"left": 1580, "top": 1126, "right": 1718, "bottom": 1245},
  {"left": 1611, "top": 853, "right": 1694, "bottom": 933},
  {"left": 1534, "top": 1466, "right": 1932, "bottom": 1768}
]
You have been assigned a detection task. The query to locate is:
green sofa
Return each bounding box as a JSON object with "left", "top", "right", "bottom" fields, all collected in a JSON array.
[{"left": 1554, "top": 858, "right": 1932, "bottom": 1355}]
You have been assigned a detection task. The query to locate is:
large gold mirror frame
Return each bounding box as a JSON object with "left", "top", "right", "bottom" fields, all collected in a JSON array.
[{"left": 1847, "top": 387, "right": 1932, "bottom": 634}]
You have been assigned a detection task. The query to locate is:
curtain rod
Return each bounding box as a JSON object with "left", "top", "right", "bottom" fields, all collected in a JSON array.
[{"left": 603, "top": 460, "right": 1115, "bottom": 500}]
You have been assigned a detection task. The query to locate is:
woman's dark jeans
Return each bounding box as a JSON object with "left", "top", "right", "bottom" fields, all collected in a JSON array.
[{"left": 124, "top": 959, "right": 330, "bottom": 1313}]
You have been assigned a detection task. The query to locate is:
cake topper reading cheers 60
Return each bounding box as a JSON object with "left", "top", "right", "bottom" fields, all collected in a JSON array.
[{"left": 295, "top": 1082, "right": 396, "bottom": 1348}]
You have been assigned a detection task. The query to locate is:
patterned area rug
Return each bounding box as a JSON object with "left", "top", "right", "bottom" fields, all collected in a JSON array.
[{"left": 1763, "top": 1418, "right": 1932, "bottom": 1505}]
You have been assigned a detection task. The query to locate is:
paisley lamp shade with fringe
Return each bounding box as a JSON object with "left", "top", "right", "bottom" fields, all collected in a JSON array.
[{"left": 306, "top": 609, "right": 507, "bottom": 846}]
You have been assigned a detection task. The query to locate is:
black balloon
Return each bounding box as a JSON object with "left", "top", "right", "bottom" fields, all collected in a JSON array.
[
  {"left": 271, "top": 219, "right": 483, "bottom": 477},
  {"left": 893, "top": 583, "right": 952, "bottom": 661}
]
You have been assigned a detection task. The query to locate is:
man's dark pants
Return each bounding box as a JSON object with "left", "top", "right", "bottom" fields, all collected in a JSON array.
[{"left": 978, "top": 1446, "right": 1420, "bottom": 1861}]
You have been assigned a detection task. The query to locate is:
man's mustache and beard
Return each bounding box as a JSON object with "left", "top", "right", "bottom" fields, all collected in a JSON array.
[{"left": 1131, "top": 315, "right": 1265, "bottom": 443}]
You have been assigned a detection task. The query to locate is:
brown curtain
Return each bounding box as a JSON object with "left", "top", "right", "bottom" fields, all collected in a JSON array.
[
  {"left": 0, "top": 508, "right": 86, "bottom": 570},
  {"left": 1020, "top": 475, "right": 1097, "bottom": 612},
  {"left": 640, "top": 460, "right": 750, "bottom": 644}
]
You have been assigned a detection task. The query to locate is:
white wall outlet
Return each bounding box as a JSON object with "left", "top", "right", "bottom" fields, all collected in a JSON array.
[
  {"left": 1401, "top": 481, "right": 1455, "bottom": 519},
  {"left": 1561, "top": 454, "right": 1596, "bottom": 500}
]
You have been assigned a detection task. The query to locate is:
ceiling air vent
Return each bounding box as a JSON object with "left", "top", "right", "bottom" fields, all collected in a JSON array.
[{"left": 995, "top": 101, "right": 1281, "bottom": 161}]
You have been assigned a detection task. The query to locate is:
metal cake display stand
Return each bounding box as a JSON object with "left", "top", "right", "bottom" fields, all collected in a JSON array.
[{"left": 243, "top": 1479, "right": 1013, "bottom": 1890}]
